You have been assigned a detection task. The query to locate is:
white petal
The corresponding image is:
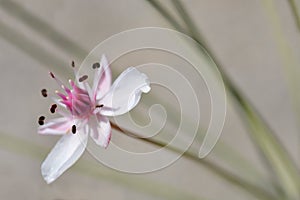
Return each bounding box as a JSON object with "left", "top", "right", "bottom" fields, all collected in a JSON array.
[
  {"left": 38, "top": 117, "right": 72, "bottom": 135},
  {"left": 99, "top": 67, "right": 150, "bottom": 116},
  {"left": 41, "top": 129, "right": 88, "bottom": 184},
  {"left": 92, "top": 55, "right": 112, "bottom": 100},
  {"left": 89, "top": 114, "right": 111, "bottom": 148}
]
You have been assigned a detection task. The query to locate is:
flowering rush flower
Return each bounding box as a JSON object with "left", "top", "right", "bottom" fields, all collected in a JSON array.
[{"left": 38, "top": 55, "right": 150, "bottom": 183}]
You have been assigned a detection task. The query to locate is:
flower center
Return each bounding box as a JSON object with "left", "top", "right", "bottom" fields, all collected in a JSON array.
[
  {"left": 49, "top": 71, "right": 93, "bottom": 118},
  {"left": 61, "top": 80, "right": 93, "bottom": 117}
]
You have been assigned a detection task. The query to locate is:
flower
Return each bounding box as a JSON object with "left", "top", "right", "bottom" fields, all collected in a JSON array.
[{"left": 38, "top": 55, "right": 150, "bottom": 184}]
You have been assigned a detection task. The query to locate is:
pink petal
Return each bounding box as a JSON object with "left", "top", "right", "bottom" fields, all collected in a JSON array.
[
  {"left": 89, "top": 114, "right": 111, "bottom": 148},
  {"left": 98, "top": 67, "right": 150, "bottom": 116},
  {"left": 41, "top": 129, "right": 88, "bottom": 184},
  {"left": 92, "top": 55, "right": 112, "bottom": 101},
  {"left": 38, "top": 117, "right": 73, "bottom": 135}
]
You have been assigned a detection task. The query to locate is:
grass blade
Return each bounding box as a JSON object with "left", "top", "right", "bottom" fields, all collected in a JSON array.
[
  {"left": 0, "top": 19, "right": 70, "bottom": 77},
  {"left": 288, "top": 0, "right": 300, "bottom": 31},
  {"left": 0, "top": 0, "right": 87, "bottom": 59}
]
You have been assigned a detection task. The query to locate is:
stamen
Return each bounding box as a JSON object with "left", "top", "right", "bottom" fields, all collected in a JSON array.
[
  {"left": 38, "top": 116, "right": 45, "bottom": 125},
  {"left": 79, "top": 75, "right": 88, "bottom": 82},
  {"left": 50, "top": 104, "right": 57, "bottom": 113},
  {"left": 92, "top": 62, "right": 100, "bottom": 69},
  {"left": 55, "top": 90, "right": 67, "bottom": 100},
  {"left": 49, "top": 72, "right": 55, "bottom": 78},
  {"left": 50, "top": 72, "right": 70, "bottom": 93},
  {"left": 69, "top": 79, "right": 75, "bottom": 87},
  {"left": 71, "top": 61, "right": 77, "bottom": 78},
  {"left": 62, "top": 85, "right": 71, "bottom": 94},
  {"left": 41, "top": 89, "right": 47, "bottom": 97},
  {"left": 71, "top": 125, "right": 76, "bottom": 134},
  {"left": 96, "top": 104, "right": 104, "bottom": 108}
]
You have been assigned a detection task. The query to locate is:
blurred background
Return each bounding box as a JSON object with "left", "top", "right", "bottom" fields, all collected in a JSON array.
[{"left": 0, "top": 0, "right": 299, "bottom": 200}]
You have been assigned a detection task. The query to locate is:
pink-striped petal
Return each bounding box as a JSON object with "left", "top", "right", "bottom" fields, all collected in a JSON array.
[
  {"left": 38, "top": 117, "right": 73, "bottom": 135},
  {"left": 89, "top": 114, "right": 111, "bottom": 148},
  {"left": 92, "top": 55, "right": 112, "bottom": 101}
]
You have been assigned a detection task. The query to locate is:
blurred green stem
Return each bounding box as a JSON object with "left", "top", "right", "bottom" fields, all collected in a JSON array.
[
  {"left": 171, "top": 0, "right": 205, "bottom": 45},
  {"left": 261, "top": 0, "right": 300, "bottom": 198},
  {"left": 288, "top": 0, "right": 300, "bottom": 31},
  {"left": 146, "top": 0, "right": 300, "bottom": 199},
  {"left": 262, "top": 0, "right": 300, "bottom": 125},
  {"left": 0, "top": 0, "right": 87, "bottom": 60},
  {"left": 0, "top": 19, "right": 70, "bottom": 77}
]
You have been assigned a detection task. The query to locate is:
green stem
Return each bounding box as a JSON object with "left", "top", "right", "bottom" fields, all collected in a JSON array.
[
  {"left": 288, "top": 0, "right": 300, "bottom": 31},
  {"left": 172, "top": 0, "right": 205, "bottom": 45},
  {"left": 145, "top": 0, "right": 184, "bottom": 32},
  {"left": 262, "top": 0, "right": 300, "bottom": 125}
]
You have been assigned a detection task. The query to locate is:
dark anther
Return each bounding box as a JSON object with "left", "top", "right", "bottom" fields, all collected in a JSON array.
[
  {"left": 96, "top": 104, "right": 104, "bottom": 108},
  {"left": 92, "top": 62, "right": 100, "bottom": 69},
  {"left": 50, "top": 104, "right": 57, "bottom": 113},
  {"left": 39, "top": 116, "right": 45, "bottom": 120},
  {"left": 79, "top": 75, "right": 88, "bottom": 82},
  {"left": 72, "top": 125, "right": 76, "bottom": 134},
  {"left": 38, "top": 116, "right": 45, "bottom": 125},
  {"left": 71, "top": 60, "right": 75, "bottom": 68},
  {"left": 41, "top": 89, "right": 48, "bottom": 97},
  {"left": 50, "top": 72, "right": 55, "bottom": 78}
]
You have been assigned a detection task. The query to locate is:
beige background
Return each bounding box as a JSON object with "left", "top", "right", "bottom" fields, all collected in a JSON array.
[{"left": 0, "top": 0, "right": 299, "bottom": 200}]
